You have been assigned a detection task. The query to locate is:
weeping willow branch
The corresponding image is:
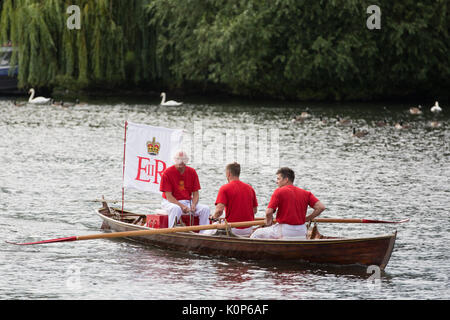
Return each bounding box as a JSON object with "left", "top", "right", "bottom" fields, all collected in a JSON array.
[{"left": 0, "top": 0, "right": 156, "bottom": 90}]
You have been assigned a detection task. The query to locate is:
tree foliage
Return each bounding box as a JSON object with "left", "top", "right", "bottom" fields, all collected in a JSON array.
[
  {"left": 0, "top": 0, "right": 156, "bottom": 90},
  {"left": 0, "top": 0, "right": 448, "bottom": 100},
  {"left": 149, "top": 0, "right": 449, "bottom": 100}
]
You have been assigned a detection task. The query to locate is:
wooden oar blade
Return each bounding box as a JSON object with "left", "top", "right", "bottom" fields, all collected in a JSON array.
[
  {"left": 6, "top": 236, "right": 78, "bottom": 246},
  {"left": 361, "top": 218, "right": 410, "bottom": 224},
  {"left": 311, "top": 218, "right": 410, "bottom": 224}
]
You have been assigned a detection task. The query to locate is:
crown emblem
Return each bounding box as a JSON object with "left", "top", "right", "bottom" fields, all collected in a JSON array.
[{"left": 147, "top": 137, "right": 161, "bottom": 155}]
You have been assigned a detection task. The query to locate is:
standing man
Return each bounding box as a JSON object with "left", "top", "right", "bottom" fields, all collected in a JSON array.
[
  {"left": 160, "top": 151, "right": 210, "bottom": 232},
  {"left": 211, "top": 162, "right": 258, "bottom": 236},
  {"left": 251, "top": 167, "right": 326, "bottom": 239}
]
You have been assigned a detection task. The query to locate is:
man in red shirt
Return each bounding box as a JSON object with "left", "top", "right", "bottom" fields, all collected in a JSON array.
[
  {"left": 160, "top": 151, "right": 210, "bottom": 231},
  {"left": 210, "top": 162, "right": 258, "bottom": 236},
  {"left": 251, "top": 167, "right": 326, "bottom": 239}
]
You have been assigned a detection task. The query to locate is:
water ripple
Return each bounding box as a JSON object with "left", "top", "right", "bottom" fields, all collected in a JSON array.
[{"left": 0, "top": 98, "right": 448, "bottom": 299}]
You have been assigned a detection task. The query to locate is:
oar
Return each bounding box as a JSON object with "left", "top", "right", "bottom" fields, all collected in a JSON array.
[
  {"left": 6, "top": 220, "right": 266, "bottom": 246},
  {"left": 88, "top": 199, "right": 161, "bottom": 204},
  {"left": 254, "top": 217, "right": 410, "bottom": 224},
  {"left": 312, "top": 218, "right": 410, "bottom": 224}
]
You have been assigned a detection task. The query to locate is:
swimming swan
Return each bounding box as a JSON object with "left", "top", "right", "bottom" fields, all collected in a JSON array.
[
  {"left": 431, "top": 101, "right": 442, "bottom": 113},
  {"left": 28, "top": 88, "right": 51, "bottom": 105},
  {"left": 160, "top": 92, "right": 183, "bottom": 106}
]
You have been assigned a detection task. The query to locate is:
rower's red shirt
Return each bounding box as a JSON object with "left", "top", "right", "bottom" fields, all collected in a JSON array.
[
  {"left": 268, "top": 185, "right": 319, "bottom": 225},
  {"left": 215, "top": 180, "right": 258, "bottom": 228},
  {"left": 160, "top": 165, "right": 201, "bottom": 200}
]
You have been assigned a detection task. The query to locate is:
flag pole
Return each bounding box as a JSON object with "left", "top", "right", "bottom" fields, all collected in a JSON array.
[{"left": 121, "top": 121, "right": 128, "bottom": 216}]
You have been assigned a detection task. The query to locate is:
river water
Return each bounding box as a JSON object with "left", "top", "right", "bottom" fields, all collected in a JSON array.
[{"left": 0, "top": 95, "right": 448, "bottom": 300}]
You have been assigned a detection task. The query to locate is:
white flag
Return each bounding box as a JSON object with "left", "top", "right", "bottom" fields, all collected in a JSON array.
[{"left": 123, "top": 122, "right": 183, "bottom": 194}]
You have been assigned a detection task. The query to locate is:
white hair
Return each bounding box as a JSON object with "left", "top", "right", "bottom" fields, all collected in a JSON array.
[{"left": 173, "top": 150, "right": 189, "bottom": 164}]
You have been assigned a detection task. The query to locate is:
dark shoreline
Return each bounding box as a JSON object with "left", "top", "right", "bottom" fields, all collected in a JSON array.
[{"left": 3, "top": 84, "right": 448, "bottom": 105}]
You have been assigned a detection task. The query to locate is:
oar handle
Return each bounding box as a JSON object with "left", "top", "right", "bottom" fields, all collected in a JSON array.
[{"left": 90, "top": 199, "right": 161, "bottom": 204}]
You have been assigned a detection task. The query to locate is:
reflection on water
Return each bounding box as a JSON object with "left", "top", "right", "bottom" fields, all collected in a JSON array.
[{"left": 0, "top": 96, "right": 448, "bottom": 299}]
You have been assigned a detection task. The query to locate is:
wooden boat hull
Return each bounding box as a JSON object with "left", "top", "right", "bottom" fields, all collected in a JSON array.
[{"left": 96, "top": 205, "right": 397, "bottom": 270}]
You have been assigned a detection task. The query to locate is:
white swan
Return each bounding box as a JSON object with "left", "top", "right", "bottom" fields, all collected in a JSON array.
[
  {"left": 28, "top": 88, "right": 51, "bottom": 105},
  {"left": 431, "top": 101, "right": 442, "bottom": 113},
  {"left": 160, "top": 92, "right": 182, "bottom": 106}
]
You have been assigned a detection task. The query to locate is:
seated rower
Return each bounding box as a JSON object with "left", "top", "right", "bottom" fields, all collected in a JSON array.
[
  {"left": 251, "top": 167, "right": 326, "bottom": 239},
  {"left": 159, "top": 151, "right": 210, "bottom": 233},
  {"left": 208, "top": 162, "right": 258, "bottom": 237}
]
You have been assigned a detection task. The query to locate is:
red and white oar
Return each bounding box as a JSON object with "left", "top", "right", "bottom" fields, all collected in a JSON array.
[
  {"left": 5, "top": 220, "right": 266, "bottom": 246},
  {"left": 6, "top": 218, "right": 409, "bottom": 246},
  {"left": 254, "top": 217, "right": 410, "bottom": 224},
  {"left": 312, "top": 218, "right": 410, "bottom": 224}
]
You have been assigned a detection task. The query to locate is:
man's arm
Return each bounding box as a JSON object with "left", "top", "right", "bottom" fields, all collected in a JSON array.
[
  {"left": 265, "top": 208, "right": 275, "bottom": 226},
  {"left": 212, "top": 203, "right": 225, "bottom": 220},
  {"left": 165, "top": 191, "right": 190, "bottom": 213},
  {"left": 191, "top": 191, "right": 199, "bottom": 212},
  {"left": 305, "top": 201, "right": 326, "bottom": 222}
]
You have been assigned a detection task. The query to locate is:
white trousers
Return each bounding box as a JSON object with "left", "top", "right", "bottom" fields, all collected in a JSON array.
[
  {"left": 161, "top": 199, "right": 210, "bottom": 233},
  {"left": 201, "top": 224, "right": 254, "bottom": 237},
  {"left": 250, "top": 223, "right": 307, "bottom": 239},
  {"left": 231, "top": 227, "right": 254, "bottom": 237}
]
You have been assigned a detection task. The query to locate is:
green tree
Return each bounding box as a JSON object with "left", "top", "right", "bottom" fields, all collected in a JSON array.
[
  {"left": 0, "top": 0, "right": 157, "bottom": 90},
  {"left": 1, "top": 0, "right": 448, "bottom": 100},
  {"left": 148, "top": 0, "right": 449, "bottom": 100}
]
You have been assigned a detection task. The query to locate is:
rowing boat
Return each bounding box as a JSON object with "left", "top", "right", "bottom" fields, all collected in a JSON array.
[{"left": 96, "top": 201, "right": 397, "bottom": 270}]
